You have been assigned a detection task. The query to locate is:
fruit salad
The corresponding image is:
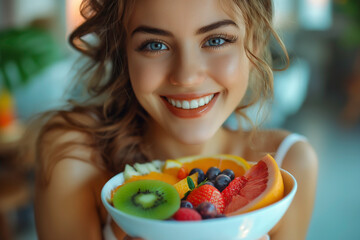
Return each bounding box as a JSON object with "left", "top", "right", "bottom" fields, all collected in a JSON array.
[{"left": 110, "top": 154, "right": 284, "bottom": 221}]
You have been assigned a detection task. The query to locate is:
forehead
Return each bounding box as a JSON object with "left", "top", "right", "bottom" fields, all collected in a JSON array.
[{"left": 127, "top": 0, "right": 240, "bottom": 34}]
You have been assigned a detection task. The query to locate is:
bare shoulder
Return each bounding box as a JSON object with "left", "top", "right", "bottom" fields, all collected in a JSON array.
[
  {"left": 247, "top": 129, "right": 319, "bottom": 238},
  {"left": 35, "top": 159, "right": 110, "bottom": 239},
  {"left": 36, "top": 110, "right": 109, "bottom": 200},
  {"left": 254, "top": 129, "right": 291, "bottom": 151},
  {"left": 226, "top": 128, "right": 318, "bottom": 238},
  {"left": 226, "top": 128, "right": 317, "bottom": 168},
  {"left": 37, "top": 111, "right": 109, "bottom": 192},
  {"left": 281, "top": 135, "right": 318, "bottom": 175},
  {"left": 35, "top": 113, "right": 110, "bottom": 240},
  {"left": 268, "top": 133, "right": 318, "bottom": 239},
  {"left": 259, "top": 129, "right": 318, "bottom": 170},
  {"left": 38, "top": 112, "right": 100, "bottom": 168},
  {"left": 226, "top": 128, "right": 291, "bottom": 161}
]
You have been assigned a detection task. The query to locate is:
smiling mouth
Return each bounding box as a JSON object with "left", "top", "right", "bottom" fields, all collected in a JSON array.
[
  {"left": 161, "top": 93, "right": 219, "bottom": 118},
  {"left": 164, "top": 94, "right": 215, "bottom": 110}
]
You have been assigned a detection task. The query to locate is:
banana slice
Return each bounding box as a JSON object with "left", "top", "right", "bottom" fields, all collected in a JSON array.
[
  {"left": 151, "top": 160, "right": 164, "bottom": 171},
  {"left": 123, "top": 164, "right": 141, "bottom": 181},
  {"left": 144, "top": 162, "right": 160, "bottom": 173},
  {"left": 133, "top": 163, "right": 151, "bottom": 175}
]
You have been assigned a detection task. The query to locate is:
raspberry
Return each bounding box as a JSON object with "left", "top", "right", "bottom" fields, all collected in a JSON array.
[
  {"left": 173, "top": 208, "right": 202, "bottom": 221},
  {"left": 221, "top": 176, "right": 248, "bottom": 206}
]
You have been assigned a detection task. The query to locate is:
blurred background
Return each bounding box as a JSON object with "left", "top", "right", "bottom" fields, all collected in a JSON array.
[{"left": 0, "top": 0, "right": 359, "bottom": 239}]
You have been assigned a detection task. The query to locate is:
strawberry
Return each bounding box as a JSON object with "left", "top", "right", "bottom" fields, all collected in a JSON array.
[
  {"left": 173, "top": 208, "right": 202, "bottom": 221},
  {"left": 221, "top": 176, "right": 248, "bottom": 206},
  {"left": 186, "top": 185, "right": 225, "bottom": 214}
]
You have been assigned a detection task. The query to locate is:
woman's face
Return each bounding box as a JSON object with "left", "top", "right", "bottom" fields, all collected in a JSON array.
[{"left": 126, "top": 0, "right": 250, "bottom": 144}]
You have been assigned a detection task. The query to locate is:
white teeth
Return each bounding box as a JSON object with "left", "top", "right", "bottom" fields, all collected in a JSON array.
[
  {"left": 182, "top": 101, "right": 190, "bottom": 109},
  {"left": 190, "top": 100, "right": 198, "bottom": 109},
  {"left": 166, "top": 94, "right": 215, "bottom": 109},
  {"left": 199, "top": 98, "right": 205, "bottom": 107},
  {"left": 205, "top": 96, "right": 210, "bottom": 104}
]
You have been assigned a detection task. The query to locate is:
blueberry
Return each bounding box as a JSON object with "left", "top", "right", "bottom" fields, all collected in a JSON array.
[
  {"left": 214, "top": 174, "right": 231, "bottom": 192},
  {"left": 215, "top": 214, "right": 226, "bottom": 218},
  {"left": 203, "top": 181, "right": 215, "bottom": 187},
  {"left": 189, "top": 168, "right": 205, "bottom": 184},
  {"left": 180, "top": 200, "right": 193, "bottom": 208},
  {"left": 206, "top": 167, "right": 221, "bottom": 181},
  {"left": 196, "top": 202, "right": 218, "bottom": 219},
  {"left": 221, "top": 169, "right": 235, "bottom": 181}
]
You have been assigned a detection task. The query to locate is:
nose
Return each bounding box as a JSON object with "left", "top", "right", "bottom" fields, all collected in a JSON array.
[{"left": 169, "top": 47, "right": 205, "bottom": 87}]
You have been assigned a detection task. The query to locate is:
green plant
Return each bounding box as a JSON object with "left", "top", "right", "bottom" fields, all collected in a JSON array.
[
  {"left": 0, "top": 27, "right": 63, "bottom": 92},
  {"left": 336, "top": 0, "right": 360, "bottom": 47}
]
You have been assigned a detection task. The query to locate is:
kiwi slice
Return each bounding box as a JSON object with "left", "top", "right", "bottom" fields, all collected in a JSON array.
[{"left": 113, "top": 180, "right": 180, "bottom": 220}]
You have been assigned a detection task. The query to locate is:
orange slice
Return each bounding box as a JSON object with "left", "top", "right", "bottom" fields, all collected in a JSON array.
[
  {"left": 125, "top": 172, "right": 179, "bottom": 185},
  {"left": 224, "top": 154, "right": 284, "bottom": 216},
  {"left": 173, "top": 172, "right": 198, "bottom": 199},
  {"left": 177, "top": 154, "right": 250, "bottom": 178},
  {"left": 162, "top": 159, "right": 183, "bottom": 176}
]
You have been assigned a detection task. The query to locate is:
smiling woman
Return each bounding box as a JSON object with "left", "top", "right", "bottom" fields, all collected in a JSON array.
[
  {"left": 126, "top": 1, "right": 251, "bottom": 146},
  {"left": 29, "top": 0, "right": 318, "bottom": 240}
]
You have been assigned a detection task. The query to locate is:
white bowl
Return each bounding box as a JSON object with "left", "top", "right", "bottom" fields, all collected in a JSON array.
[{"left": 101, "top": 169, "right": 297, "bottom": 240}]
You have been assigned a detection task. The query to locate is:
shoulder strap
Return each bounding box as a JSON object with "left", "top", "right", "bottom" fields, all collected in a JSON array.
[{"left": 274, "top": 133, "right": 307, "bottom": 167}]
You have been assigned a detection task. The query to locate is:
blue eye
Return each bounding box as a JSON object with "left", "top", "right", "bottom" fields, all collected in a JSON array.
[
  {"left": 144, "top": 42, "right": 168, "bottom": 51},
  {"left": 204, "top": 37, "right": 226, "bottom": 47}
]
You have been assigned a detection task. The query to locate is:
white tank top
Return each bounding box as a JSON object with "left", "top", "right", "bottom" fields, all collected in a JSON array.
[
  {"left": 274, "top": 133, "right": 307, "bottom": 166},
  {"left": 103, "top": 133, "right": 307, "bottom": 240}
]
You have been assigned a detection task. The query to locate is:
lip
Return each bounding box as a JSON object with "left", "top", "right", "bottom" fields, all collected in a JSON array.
[
  {"left": 162, "top": 93, "right": 215, "bottom": 101},
  {"left": 161, "top": 93, "right": 219, "bottom": 119}
]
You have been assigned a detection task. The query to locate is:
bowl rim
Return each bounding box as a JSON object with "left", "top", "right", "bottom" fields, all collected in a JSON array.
[{"left": 101, "top": 168, "right": 297, "bottom": 225}]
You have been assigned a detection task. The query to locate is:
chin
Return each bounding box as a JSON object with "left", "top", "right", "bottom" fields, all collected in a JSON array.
[{"left": 171, "top": 125, "right": 218, "bottom": 146}]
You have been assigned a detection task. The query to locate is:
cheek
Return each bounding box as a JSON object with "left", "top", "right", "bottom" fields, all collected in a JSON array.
[
  {"left": 207, "top": 52, "right": 249, "bottom": 89},
  {"left": 127, "top": 55, "right": 168, "bottom": 94}
]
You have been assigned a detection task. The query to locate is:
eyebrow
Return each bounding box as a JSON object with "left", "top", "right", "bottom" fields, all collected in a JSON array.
[
  {"left": 131, "top": 19, "right": 238, "bottom": 37},
  {"left": 196, "top": 19, "right": 238, "bottom": 34},
  {"left": 131, "top": 26, "right": 173, "bottom": 37}
]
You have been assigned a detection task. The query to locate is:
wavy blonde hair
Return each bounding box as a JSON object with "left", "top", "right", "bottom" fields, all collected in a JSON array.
[
  {"left": 225, "top": 0, "right": 289, "bottom": 124},
  {"left": 28, "top": 0, "right": 288, "bottom": 182}
]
